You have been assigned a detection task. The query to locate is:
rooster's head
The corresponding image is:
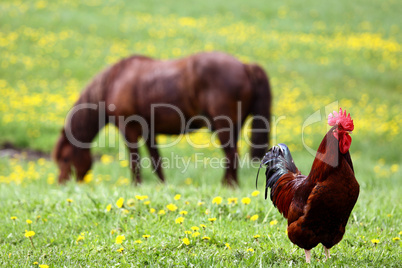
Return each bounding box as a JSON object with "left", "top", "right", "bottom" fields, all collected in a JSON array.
[{"left": 328, "top": 108, "right": 354, "bottom": 154}]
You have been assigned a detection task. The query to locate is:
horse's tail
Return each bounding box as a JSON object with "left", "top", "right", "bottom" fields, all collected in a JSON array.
[{"left": 245, "top": 63, "right": 272, "bottom": 159}]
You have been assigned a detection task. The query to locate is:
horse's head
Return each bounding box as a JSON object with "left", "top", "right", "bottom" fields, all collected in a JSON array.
[{"left": 53, "top": 129, "right": 92, "bottom": 183}]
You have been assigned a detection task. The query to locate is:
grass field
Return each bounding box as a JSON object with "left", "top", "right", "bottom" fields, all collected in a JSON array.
[{"left": 0, "top": 0, "right": 401, "bottom": 267}]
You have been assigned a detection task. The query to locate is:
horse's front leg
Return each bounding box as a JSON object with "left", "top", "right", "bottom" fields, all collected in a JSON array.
[
  {"left": 74, "top": 148, "right": 92, "bottom": 182},
  {"left": 123, "top": 125, "right": 142, "bottom": 185},
  {"left": 145, "top": 137, "right": 165, "bottom": 182},
  {"left": 128, "top": 144, "right": 141, "bottom": 185}
]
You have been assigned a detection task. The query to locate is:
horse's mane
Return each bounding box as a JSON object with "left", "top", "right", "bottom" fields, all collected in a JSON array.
[
  {"left": 76, "top": 55, "right": 153, "bottom": 108},
  {"left": 64, "top": 55, "right": 153, "bottom": 147},
  {"left": 63, "top": 66, "right": 109, "bottom": 146}
]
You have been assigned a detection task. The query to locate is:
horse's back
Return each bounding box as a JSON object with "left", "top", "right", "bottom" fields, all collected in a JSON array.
[{"left": 105, "top": 52, "right": 254, "bottom": 133}]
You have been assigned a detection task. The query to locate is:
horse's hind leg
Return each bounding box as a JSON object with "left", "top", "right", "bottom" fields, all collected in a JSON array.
[
  {"left": 213, "top": 122, "right": 240, "bottom": 187},
  {"left": 145, "top": 137, "right": 165, "bottom": 182}
]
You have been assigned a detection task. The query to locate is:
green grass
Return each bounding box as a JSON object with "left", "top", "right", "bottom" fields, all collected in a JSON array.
[
  {"left": 0, "top": 0, "right": 401, "bottom": 266},
  {"left": 0, "top": 153, "right": 401, "bottom": 267}
]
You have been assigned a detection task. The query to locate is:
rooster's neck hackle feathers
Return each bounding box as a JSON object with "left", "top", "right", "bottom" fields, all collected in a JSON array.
[
  {"left": 257, "top": 143, "right": 304, "bottom": 218},
  {"left": 309, "top": 126, "right": 354, "bottom": 181}
]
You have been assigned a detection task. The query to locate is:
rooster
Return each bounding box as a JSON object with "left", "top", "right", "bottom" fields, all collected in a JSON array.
[{"left": 256, "top": 108, "right": 359, "bottom": 263}]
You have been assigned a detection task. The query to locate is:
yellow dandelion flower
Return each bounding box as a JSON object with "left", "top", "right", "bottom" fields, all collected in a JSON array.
[
  {"left": 150, "top": 208, "right": 156, "bottom": 213},
  {"left": 117, "top": 247, "right": 124, "bottom": 253},
  {"left": 122, "top": 209, "right": 129, "bottom": 214},
  {"left": 110, "top": 229, "right": 116, "bottom": 235},
  {"left": 166, "top": 203, "right": 178, "bottom": 211},
  {"left": 185, "top": 230, "right": 192, "bottom": 235},
  {"left": 247, "top": 248, "right": 254, "bottom": 252},
  {"left": 227, "top": 197, "right": 238, "bottom": 205},
  {"left": 225, "top": 243, "right": 231, "bottom": 250},
  {"left": 205, "top": 209, "right": 210, "bottom": 215},
  {"left": 174, "top": 194, "right": 181, "bottom": 200},
  {"left": 270, "top": 220, "right": 278, "bottom": 226},
  {"left": 144, "top": 201, "right": 151, "bottom": 205},
  {"left": 143, "top": 235, "right": 151, "bottom": 239},
  {"left": 185, "top": 178, "right": 192, "bottom": 185},
  {"left": 253, "top": 234, "right": 261, "bottom": 239},
  {"left": 198, "top": 202, "right": 205, "bottom": 206},
  {"left": 24, "top": 230, "right": 35, "bottom": 238},
  {"left": 116, "top": 198, "right": 124, "bottom": 208},
  {"left": 83, "top": 171, "right": 93, "bottom": 182},
  {"left": 182, "top": 237, "right": 190, "bottom": 245},
  {"left": 120, "top": 160, "right": 129, "bottom": 167},
  {"left": 10, "top": 216, "right": 17, "bottom": 220},
  {"left": 202, "top": 236, "right": 211, "bottom": 240},
  {"left": 66, "top": 198, "right": 73, "bottom": 203},
  {"left": 191, "top": 226, "right": 200, "bottom": 232},
  {"left": 106, "top": 204, "right": 112, "bottom": 212},
  {"left": 39, "top": 265, "right": 49, "bottom": 268},
  {"left": 185, "top": 201, "right": 190, "bottom": 205},
  {"left": 179, "top": 210, "right": 188, "bottom": 215},
  {"left": 212, "top": 196, "right": 223, "bottom": 205},
  {"left": 392, "top": 237, "right": 400, "bottom": 242},
  {"left": 33, "top": 262, "right": 38, "bottom": 265},
  {"left": 100, "top": 154, "right": 113, "bottom": 164},
  {"left": 371, "top": 239, "right": 380, "bottom": 244},
  {"left": 241, "top": 197, "right": 251, "bottom": 205},
  {"left": 208, "top": 217, "right": 217, "bottom": 222},
  {"left": 251, "top": 190, "right": 260, "bottom": 197},
  {"left": 250, "top": 215, "right": 259, "bottom": 221},
  {"left": 200, "top": 224, "right": 207, "bottom": 229},
  {"left": 158, "top": 210, "right": 166, "bottom": 215},
  {"left": 135, "top": 195, "right": 149, "bottom": 201},
  {"left": 175, "top": 217, "right": 185, "bottom": 224},
  {"left": 76, "top": 235, "right": 84, "bottom": 243},
  {"left": 134, "top": 240, "right": 142, "bottom": 244},
  {"left": 115, "top": 235, "right": 125, "bottom": 244},
  {"left": 127, "top": 198, "right": 135, "bottom": 207},
  {"left": 26, "top": 219, "right": 32, "bottom": 224},
  {"left": 399, "top": 231, "right": 402, "bottom": 235},
  {"left": 390, "top": 164, "right": 399, "bottom": 173},
  {"left": 192, "top": 232, "right": 200, "bottom": 237}
]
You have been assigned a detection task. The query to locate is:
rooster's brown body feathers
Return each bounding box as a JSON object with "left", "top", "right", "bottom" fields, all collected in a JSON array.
[{"left": 259, "top": 125, "right": 359, "bottom": 256}]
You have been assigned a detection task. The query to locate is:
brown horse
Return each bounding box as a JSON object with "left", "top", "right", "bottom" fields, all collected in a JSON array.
[{"left": 53, "top": 52, "right": 272, "bottom": 186}]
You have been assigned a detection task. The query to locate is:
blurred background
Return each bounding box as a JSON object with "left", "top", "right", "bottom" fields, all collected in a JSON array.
[{"left": 0, "top": 0, "right": 400, "bottom": 183}]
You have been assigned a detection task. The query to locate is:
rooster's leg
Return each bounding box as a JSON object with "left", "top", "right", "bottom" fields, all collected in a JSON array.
[
  {"left": 304, "top": 249, "right": 311, "bottom": 263},
  {"left": 324, "top": 246, "right": 330, "bottom": 261}
]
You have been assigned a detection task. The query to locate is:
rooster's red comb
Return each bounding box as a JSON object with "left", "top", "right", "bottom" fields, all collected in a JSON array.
[{"left": 328, "top": 108, "right": 354, "bottom": 131}]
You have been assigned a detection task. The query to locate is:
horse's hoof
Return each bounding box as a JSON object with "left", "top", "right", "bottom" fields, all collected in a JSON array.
[{"left": 222, "top": 180, "right": 239, "bottom": 188}]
